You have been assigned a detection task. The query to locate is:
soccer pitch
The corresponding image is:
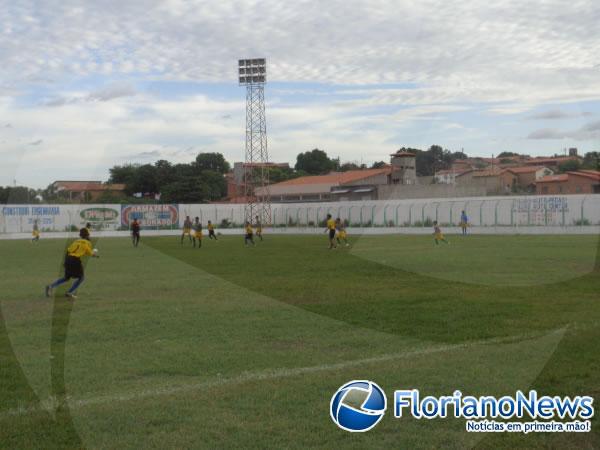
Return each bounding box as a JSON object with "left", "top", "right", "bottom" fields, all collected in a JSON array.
[{"left": 0, "top": 234, "right": 598, "bottom": 449}]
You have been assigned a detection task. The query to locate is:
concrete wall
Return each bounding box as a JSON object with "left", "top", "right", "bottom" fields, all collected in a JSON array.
[{"left": 2, "top": 194, "right": 599, "bottom": 234}]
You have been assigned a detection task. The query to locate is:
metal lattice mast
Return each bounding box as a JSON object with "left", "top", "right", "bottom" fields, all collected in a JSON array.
[{"left": 239, "top": 58, "right": 271, "bottom": 225}]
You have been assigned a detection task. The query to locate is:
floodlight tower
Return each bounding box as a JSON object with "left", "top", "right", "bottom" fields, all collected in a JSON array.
[{"left": 238, "top": 58, "right": 271, "bottom": 225}]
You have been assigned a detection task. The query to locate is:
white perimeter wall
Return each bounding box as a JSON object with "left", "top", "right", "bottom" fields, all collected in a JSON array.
[{"left": 1, "top": 194, "right": 599, "bottom": 236}]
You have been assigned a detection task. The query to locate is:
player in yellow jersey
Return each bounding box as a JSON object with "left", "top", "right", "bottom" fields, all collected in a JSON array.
[
  {"left": 244, "top": 221, "right": 255, "bottom": 246},
  {"left": 325, "top": 214, "right": 337, "bottom": 249},
  {"left": 45, "top": 228, "right": 99, "bottom": 299},
  {"left": 31, "top": 219, "right": 40, "bottom": 242},
  {"left": 255, "top": 215, "right": 263, "bottom": 241},
  {"left": 181, "top": 216, "right": 193, "bottom": 244},
  {"left": 192, "top": 217, "right": 202, "bottom": 248},
  {"left": 433, "top": 221, "right": 449, "bottom": 245},
  {"left": 335, "top": 217, "right": 349, "bottom": 247},
  {"left": 207, "top": 220, "right": 217, "bottom": 240}
]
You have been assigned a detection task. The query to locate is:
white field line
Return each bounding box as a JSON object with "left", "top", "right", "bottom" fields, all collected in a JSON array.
[{"left": 1, "top": 328, "right": 564, "bottom": 418}]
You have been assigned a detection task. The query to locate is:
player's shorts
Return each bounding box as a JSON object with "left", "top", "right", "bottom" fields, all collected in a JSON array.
[
  {"left": 183, "top": 228, "right": 191, "bottom": 235},
  {"left": 256, "top": 228, "right": 262, "bottom": 234},
  {"left": 132, "top": 231, "right": 140, "bottom": 238},
  {"left": 245, "top": 233, "right": 253, "bottom": 240},
  {"left": 329, "top": 229, "right": 336, "bottom": 239},
  {"left": 338, "top": 231, "right": 347, "bottom": 239},
  {"left": 194, "top": 231, "right": 203, "bottom": 239},
  {"left": 32, "top": 230, "right": 40, "bottom": 238},
  {"left": 209, "top": 229, "right": 215, "bottom": 236},
  {"left": 64, "top": 255, "right": 84, "bottom": 279},
  {"left": 435, "top": 232, "right": 444, "bottom": 240},
  {"left": 460, "top": 221, "right": 467, "bottom": 227}
]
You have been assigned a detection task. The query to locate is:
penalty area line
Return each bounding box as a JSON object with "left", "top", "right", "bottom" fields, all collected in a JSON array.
[{"left": 1, "top": 327, "right": 565, "bottom": 418}]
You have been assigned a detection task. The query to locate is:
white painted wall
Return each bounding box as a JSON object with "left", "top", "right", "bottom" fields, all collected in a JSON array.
[{"left": 1, "top": 194, "right": 599, "bottom": 235}]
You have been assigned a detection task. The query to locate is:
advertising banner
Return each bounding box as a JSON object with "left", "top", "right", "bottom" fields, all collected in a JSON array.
[{"left": 121, "top": 204, "right": 179, "bottom": 229}]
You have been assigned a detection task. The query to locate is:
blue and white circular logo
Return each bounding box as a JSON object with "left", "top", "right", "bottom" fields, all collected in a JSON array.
[{"left": 330, "top": 380, "right": 387, "bottom": 432}]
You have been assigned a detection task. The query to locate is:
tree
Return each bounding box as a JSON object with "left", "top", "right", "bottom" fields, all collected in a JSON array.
[
  {"left": 498, "top": 151, "right": 519, "bottom": 158},
  {"left": 154, "top": 160, "right": 175, "bottom": 187},
  {"left": 370, "top": 161, "right": 388, "bottom": 169},
  {"left": 131, "top": 164, "right": 158, "bottom": 194},
  {"left": 582, "top": 151, "right": 599, "bottom": 170},
  {"left": 557, "top": 159, "right": 581, "bottom": 173},
  {"left": 294, "top": 149, "right": 337, "bottom": 175},
  {"left": 109, "top": 164, "right": 138, "bottom": 192},
  {"left": 267, "top": 167, "right": 301, "bottom": 183},
  {"left": 451, "top": 151, "right": 468, "bottom": 160},
  {"left": 414, "top": 145, "right": 453, "bottom": 176},
  {"left": 195, "top": 153, "right": 230, "bottom": 174},
  {"left": 339, "top": 162, "right": 360, "bottom": 172},
  {"left": 0, "top": 186, "right": 38, "bottom": 204}
]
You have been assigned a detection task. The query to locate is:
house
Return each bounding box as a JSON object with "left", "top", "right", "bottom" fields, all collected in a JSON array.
[
  {"left": 255, "top": 167, "right": 391, "bottom": 202},
  {"left": 523, "top": 156, "right": 582, "bottom": 170},
  {"left": 504, "top": 166, "right": 553, "bottom": 192},
  {"left": 535, "top": 170, "right": 600, "bottom": 195},
  {"left": 434, "top": 169, "right": 473, "bottom": 185},
  {"left": 465, "top": 169, "right": 517, "bottom": 195},
  {"left": 50, "top": 181, "right": 126, "bottom": 202}
]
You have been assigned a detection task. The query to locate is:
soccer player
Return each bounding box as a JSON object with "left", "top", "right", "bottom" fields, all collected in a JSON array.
[
  {"left": 325, "top": 214, "right": 337, "bottom": 249},
  {"left": 192, "top": 217, "right": 202, "bottom": 248},
  {"left": 181, "top": 216, "right": 193, "bottom": 244},
  {"left": 244, "top": 221, "right": 255, "bottom": 246},
  {"left": 255, "top": 215, "right": 263, "bottom": 241},
  {"left": 335, "top": 217, "right": 350, "bottom": 247},
  {"left": 32, "top": 219, "right": 40, "bottom": 242},
  {"left": 460, "top": 210, "right": 469, "bottom": 236},
  {"left": 45, "top": 228, "right": 99, "bottom": 299},
  {"left": 433, "top": 221, "right": 449, "bottom": 245},
  {"left": 131, "top": 218, "right": 141, "bottom": 247},
  {"left": 207, "top": 220, "right": 217, "bottom": 240}
]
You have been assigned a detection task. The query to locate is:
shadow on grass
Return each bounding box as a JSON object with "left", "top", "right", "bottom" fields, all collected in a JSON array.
[{"left": 0, "top": 297, "right": 83, "bottom": 449}]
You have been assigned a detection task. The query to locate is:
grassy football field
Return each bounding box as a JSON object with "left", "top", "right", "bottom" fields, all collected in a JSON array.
[{"left": 0, "top": 233, "right": 598, "bottom": 449}]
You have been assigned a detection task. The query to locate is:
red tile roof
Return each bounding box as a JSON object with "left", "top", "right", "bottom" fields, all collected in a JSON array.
[
  {"left": 524, "top": 156, "right": 580, "bottom": 165},
  {"left": 568, "top": 170, "right": 600, "bottom": 181},
  {"left": 506, "top": 165, "right": 548, "bottom": 174},
  {"left": 536, "top": 174, "right": 569, "bottom": 183},
  {"left": 271, "top": 168, "right": 391, "bottom": 187},
  {"left": 435, "top": 169, "right": 471, "bottom": 175},
  {"left": 472, "top": 168, "right": 507, "bottom": 177}
]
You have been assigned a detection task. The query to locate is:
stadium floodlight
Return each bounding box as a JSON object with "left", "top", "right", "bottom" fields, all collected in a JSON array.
[
  {"left": 238, "top": 58, "right": 267, "bottom": 85},
  {"left": 238, "top": 58, "right": 271, "bottom": 225}
]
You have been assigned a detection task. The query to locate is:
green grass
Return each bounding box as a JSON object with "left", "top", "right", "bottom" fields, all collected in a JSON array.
[{"left": 0, "top": 233, "right": 598, "bottom": 449}]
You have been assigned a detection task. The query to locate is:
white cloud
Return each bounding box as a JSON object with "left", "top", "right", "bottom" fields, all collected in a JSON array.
[{"left": 527, "top": 120, "right": 600, "bottom": 140}]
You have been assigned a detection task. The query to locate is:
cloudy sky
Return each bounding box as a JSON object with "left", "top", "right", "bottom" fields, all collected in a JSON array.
[{"left": 1, "top": 0, "right": 599, "bottom": 188}]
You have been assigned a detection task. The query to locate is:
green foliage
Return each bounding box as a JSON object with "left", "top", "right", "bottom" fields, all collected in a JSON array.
[
  {"left": 339, "top": 162, "right": 361, "bottom": 172},
  {"left": 557, "top": 159, "right": 581, "bottom": 173},
  {"left": 371, "top": 161, "right": 388, "bottom": 169},
  {"left": 194, "top": 153, "right": 230, "bottom": 174},
  {"left": 498, "top": 151, "right": 520, "bottom": 157},
  {"left": 107, "top": 152, "right": 229, "bottom": 203},
  {"left": 393, "top": 146, "right": 462, "bottom": 176},
  {"left": 0, "top": 186, "right": 39, "bottom": 204},
  {"left": 266, "top": 167, "right": 302, "bottom": 183},
  {"left": 294, "top": 148, "right": 337, "bottom": 175},
  {"left": 582, "top": 151, "right": 599, "bottom": 170}
]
